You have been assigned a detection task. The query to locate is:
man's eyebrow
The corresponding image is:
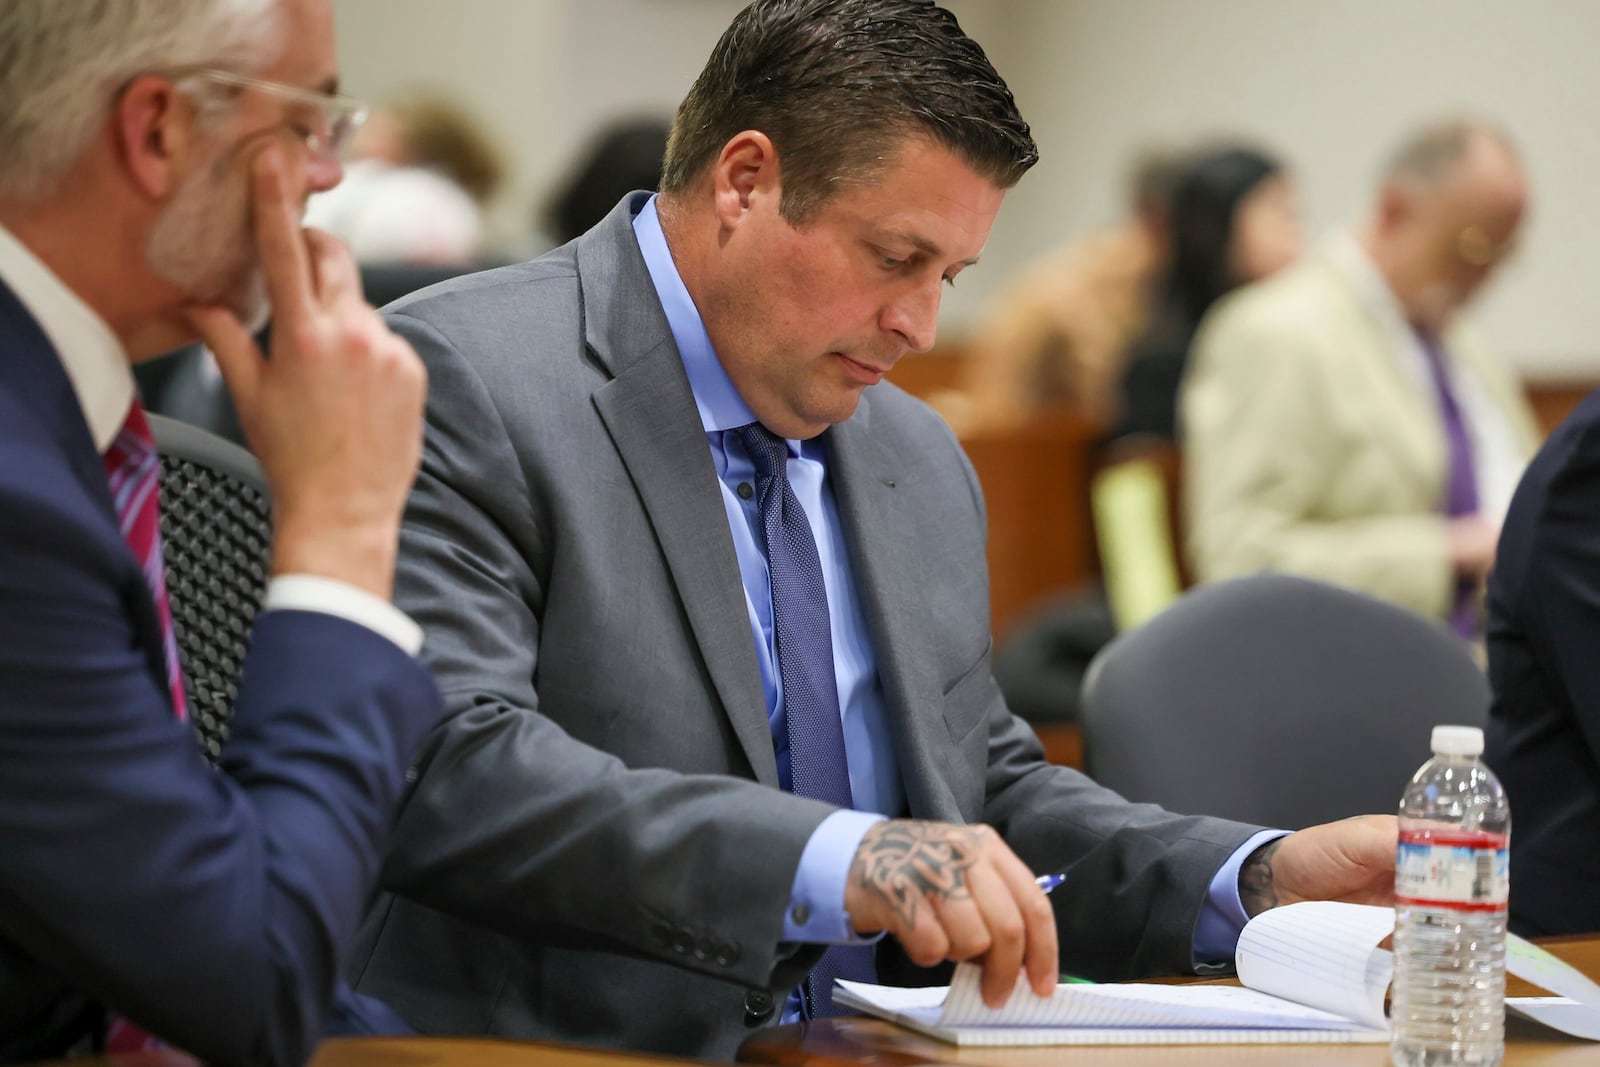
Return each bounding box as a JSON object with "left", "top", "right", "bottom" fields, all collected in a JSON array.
[{"left": 880, "top": 229, "right": 981, "bottom": 267}]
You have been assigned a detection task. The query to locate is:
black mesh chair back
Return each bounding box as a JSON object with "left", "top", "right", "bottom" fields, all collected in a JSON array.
[
  {"left": 149, "top": 414, "right": 271, "bottom": 763},
  {"left": 1080, "top": 574, "right": 1489, "bottom": 829}
]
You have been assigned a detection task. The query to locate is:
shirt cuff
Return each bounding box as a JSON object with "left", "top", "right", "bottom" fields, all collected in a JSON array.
[
  {"left": 784, "top": 810, "right": 888, "bottom": 944},
  {"left": 263, "top": 574, "right": 424, "bottom": 657},
  {"left": 1192, "top": 828, "right": 1291, "bottom": 971}
]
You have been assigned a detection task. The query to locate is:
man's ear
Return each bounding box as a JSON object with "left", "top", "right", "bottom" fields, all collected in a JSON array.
[
  {"left": 114, "top": 74, "right": 197, "bottom": 200},
  {"left": 710, "top": 130, "right": 781, "bottom": 233},
  {"left": 1375, "top": 182, "right": 1414, "bottom": 236}
]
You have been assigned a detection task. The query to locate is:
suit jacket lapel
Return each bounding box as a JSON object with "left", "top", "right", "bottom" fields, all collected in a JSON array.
[
  {"left": 1315, "top": 258, "right": 1444, "bottom": 496},
  {"left": 0, "top": 277, "right": 171, "bottom": 696},
  {"left": 0, "top": 278, "right": 115, "bottom": 508},
  {"left": 825, "top": 394, "right": 963, "bottom": 821},
  {"left": 578, "top": 197, "right": 778, "bottom": 786}
]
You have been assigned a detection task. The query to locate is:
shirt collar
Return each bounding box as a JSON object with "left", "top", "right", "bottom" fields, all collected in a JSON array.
[
  {"left": 631, "top": 194, "right": 760, "bottom": 434},
  {"left": 0, "top": 222, "right": 132, "bottom": 451},
  {"left": 1325, "top": 229, "right": 1418, "bottom": 340}
]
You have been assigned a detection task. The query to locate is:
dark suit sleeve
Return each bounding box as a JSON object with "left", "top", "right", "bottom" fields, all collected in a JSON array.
[
  {"left": 0, "top": 422, "right": 442, "bottom": 1067},
  {"left": 370, "top": 311, "right": 834, "bottom": 994},
  {"left": 1506, "top": 427, "right": 1600, "bottom": 763},
  {"left": 938, "top": 425, "right": 1262, "bottom": 981}
]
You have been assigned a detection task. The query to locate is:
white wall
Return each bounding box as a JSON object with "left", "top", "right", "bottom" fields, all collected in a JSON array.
[
  {"left": 333, "top": 0, "right": 1600, "bottom": 375},
  {"left": 330, "top": 0, "right": 567, "bottom": 253},
  {"left": 982, "top": 0, "right": 1600, "bottom": 378}
]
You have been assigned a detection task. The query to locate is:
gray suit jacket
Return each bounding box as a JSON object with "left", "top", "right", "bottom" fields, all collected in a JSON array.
[{"left": 353, "top": 194, "right": 1262, "bottom": 1060}]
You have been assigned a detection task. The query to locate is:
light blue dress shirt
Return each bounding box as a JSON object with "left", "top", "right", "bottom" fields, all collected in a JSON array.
[{"left": 629, "top": 195, "right": 1283, "bottom": 992}]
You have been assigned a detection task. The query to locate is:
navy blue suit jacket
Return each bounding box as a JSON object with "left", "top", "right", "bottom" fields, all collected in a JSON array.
[
  {"left": 0, "top": 278, "right": 443, "bottom": 1066},
  {"left": 1486, "top": 387, "right": 1600, "bottom": 937}
]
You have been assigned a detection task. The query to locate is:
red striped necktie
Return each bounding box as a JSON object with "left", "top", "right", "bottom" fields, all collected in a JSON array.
[
  {"left": 101, "top": 399, "right": 187, "bottom": 1052},
  {"left": 102, "top": 398, "right": 187, "bottom": 722}
]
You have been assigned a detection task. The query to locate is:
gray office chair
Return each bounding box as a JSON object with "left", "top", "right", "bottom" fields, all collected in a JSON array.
[
  {"left": 150, "top": 414, "right": 272, "bottom": 764},
  {"left": 1079, "top": 574, "right": 1489, "bottom": 829}
]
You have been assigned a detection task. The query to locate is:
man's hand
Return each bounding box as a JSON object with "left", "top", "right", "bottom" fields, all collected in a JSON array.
[
  {"left": 1448, "top": 515, "right": 1500, "bottom": 581},
  {"left": 844, "top": 820, "right": 1057, "bottom": 1008},
  {"left": 1239, "top": 815, "right": 1398, "bottom": 919},
  {"left": 184, "top": 147, "right": 427, "bottom": 601}
]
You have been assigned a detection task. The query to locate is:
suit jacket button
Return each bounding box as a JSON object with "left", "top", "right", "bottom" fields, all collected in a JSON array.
[
  {"left": 695, "top": 937, "right": 716, "bottom": 960},
  {"left": 651, "top": 922, "right": 673, "bottom": 948},
  {"left": 744, "top": 990, "right": 775, "bottom": 1026},
  {"left": 716, "top": 943, "right": 741, "bottom": 967},
  {"left": 672, "top": 928, "right": 695, "bottom": 954}
]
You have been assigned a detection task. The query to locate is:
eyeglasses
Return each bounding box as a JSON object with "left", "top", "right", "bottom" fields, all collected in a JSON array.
[
  {"left": 166, "top": 67, "right": 367, "bottom": 159},
  {"left": 1455, "top": 225, "right": 1515, "bottom": 270}
]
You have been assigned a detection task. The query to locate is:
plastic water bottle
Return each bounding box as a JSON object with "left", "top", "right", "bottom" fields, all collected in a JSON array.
[{"left": 1391, "top": 725, "right": 1511, "bottom": 1067}]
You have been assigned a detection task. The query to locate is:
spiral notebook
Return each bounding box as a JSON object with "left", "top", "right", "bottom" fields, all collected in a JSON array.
[{"left": 833, "top": 901, "right": 1600, "bottom": 1047}]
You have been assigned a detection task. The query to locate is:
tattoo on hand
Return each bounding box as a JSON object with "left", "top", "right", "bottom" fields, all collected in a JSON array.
[
  {"left": 852, "top": 821, "right": 984, "bottom": 928},
  {"left": 1239, "top": 838, "right": 1283, "bottom": 918}
]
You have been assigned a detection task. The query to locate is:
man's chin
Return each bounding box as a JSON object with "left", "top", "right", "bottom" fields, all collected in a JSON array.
[
  {"left": 206, "top": 274, "right": 271, "bottom": 335},
  {"left": 1412, "top": 284, "right": 1468, "bottom": 331}
]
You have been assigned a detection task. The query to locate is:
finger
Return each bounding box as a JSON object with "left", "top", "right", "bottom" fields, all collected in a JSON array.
[
  {"left": 890, "top": 898, "right": 953, "bottom": 970},
  {"left": 249, "top": 145, "right": 316, "bottom": 328},
  {"left": 302, "top": 227, "right": 361, "bottom": 308},
  {"left": 1021, "top": 886, "right": 1060, "bottom": 998},
  {"left": 183, "top": 304, "right": 261, "bottom": 409},
  {"left": 985, "top": 847, "right": 1060, "bottom": 998},
  {"left": 956, "top": 862, "right": 1025, "bottom": 1008},
  {"left": 921, "top": 869, "right": 994, "bottom": 982}
]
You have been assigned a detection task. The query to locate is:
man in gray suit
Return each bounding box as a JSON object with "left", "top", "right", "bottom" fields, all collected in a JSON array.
[{"left": 353, "top": 0, "right": 1397, "bottom": 1059}]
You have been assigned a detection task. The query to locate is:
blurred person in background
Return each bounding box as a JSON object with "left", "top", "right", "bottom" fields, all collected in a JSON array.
[
  {"left": 943, "top": 147, "right": 1182, "bottom": 434},
  {"left": 1114, "top": 144, "right": 1301, "bottom": 442},
  {"left": 539, "top": 116, "right": 670, "bottom": 248},
  {"left": 986, "top": 145, "right": 1298, "bottom": 728},
  {"left": 305, "top": 87, "right": 506, "bottom": 265},
  {"left": 1183, "top": 118, "right": 1539, "bottom": 640}
]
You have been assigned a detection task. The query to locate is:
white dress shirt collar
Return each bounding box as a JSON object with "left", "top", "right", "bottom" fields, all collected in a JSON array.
[{"left": 0, "top": 221, "right": 132, "bottom": 451}]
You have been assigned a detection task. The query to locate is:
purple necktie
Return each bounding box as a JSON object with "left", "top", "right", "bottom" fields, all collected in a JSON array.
[
  {"left": 737, "top": 424, "right": 875, "bottom": 1017},
  {"left": 1414, "top": 331, "right": 1481, "bottom": 640}
]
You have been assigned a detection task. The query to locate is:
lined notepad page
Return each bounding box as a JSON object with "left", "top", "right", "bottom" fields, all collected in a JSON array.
[
  {"left": 833, "top": 968, "right": 1387, "bottom": 1045},
  {"left": 1236, "top": 901, "right": 1395, "bottom": 1030},
  {"left": 935, "top": 963, "right": 1376, "bottom": 1030}
]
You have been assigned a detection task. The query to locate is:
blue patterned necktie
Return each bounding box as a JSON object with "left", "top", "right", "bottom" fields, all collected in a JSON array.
[{"left": 736, "top": 423, "right": 876, "bottom": 1017}]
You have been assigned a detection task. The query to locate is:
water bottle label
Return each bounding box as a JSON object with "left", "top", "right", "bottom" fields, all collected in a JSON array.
[{"left": 1395, "top": 830, "right": 1508, "bottom": 908}]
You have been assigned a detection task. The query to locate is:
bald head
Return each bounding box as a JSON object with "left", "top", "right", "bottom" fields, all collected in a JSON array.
[{"left": 1365, "top": 119, "right": 1528, "bottom": 330}]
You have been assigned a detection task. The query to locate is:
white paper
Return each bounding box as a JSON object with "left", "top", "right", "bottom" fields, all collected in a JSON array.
[
  {"left": 1507, "top": 935, "right": 1600, "bottom": 1009},
  {"left": 1236, "top": 901, "right": 1396, "bottom": 1031},
  {"left": 852, "top": 962, "right": 1378, "bottom": 1032},
  {"left": 1508, "top": 997, "right": 1600, "bottom": 1039},
  {"left": 832, "top": 901, "right": 1600, "bottom": 1048}
]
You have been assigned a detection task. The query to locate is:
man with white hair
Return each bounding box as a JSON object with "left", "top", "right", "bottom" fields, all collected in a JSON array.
[
  {"left": 0, "top": 2, "right": 444, "bottom": 1063},
  {"left": 1184, "top": 119, "right": 1540, "bottom": 638}
]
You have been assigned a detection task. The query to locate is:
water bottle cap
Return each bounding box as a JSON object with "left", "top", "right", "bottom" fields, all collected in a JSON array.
[{"left": 1431, "top": 724, "right": 1484, "bottom": 756}]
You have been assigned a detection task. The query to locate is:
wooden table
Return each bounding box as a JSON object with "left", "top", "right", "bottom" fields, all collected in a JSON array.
[
  {"left": 35, "top": 940, "right": 1600, "bottom": 1066},
  {"left": 738, "top": 937, "right": 1600, "bottom": 1067},
  {"left": 35, "top": 1037, "right": 696, "bottom": 1067}
]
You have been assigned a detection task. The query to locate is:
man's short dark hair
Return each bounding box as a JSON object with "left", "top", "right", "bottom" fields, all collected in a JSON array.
[{"left": 661, "top": 0, "right": 1037, "bottom": 222}]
